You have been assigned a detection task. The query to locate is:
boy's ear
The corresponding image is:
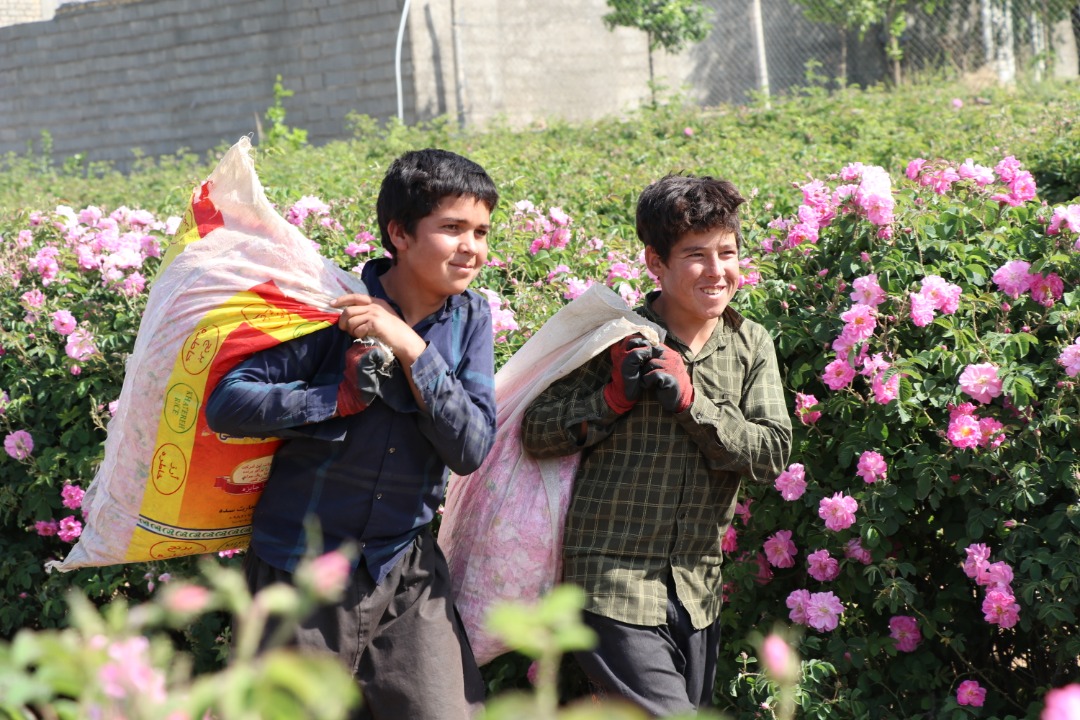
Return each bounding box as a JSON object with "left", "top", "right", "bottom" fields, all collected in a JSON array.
[
  {"left": 644, "top": 245, "right": 666, "bottom": 279},
  {"left": 386, "top": 219, "right": 410, "bottom": 254}
]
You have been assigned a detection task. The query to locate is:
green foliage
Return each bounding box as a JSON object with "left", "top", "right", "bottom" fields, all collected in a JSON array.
[
  {"left": 601, "top": 0, "right": 712, "bottom": 54},
  {"left": 261, "top": 75, "right": 309, "bottom": 152},
  {"left": 3, "top": 77, "right": 1080, "bottom": 717},
  {"left": 0, "top": 555, "right": 360, "bottom": 719}
]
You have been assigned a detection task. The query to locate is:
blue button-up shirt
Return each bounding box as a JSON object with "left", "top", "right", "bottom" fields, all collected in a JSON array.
[{"left": 205, "top": 259, "right": 497, "bottom": 582}]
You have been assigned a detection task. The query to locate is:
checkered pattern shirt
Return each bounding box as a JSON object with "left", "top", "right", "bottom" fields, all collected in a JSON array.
[{"left": 521, "top": 295, "right": 791, "bottom": 629}]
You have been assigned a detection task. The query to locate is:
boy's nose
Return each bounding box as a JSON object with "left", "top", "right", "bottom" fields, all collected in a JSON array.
[{"left": 459, "top": 232, "right": 481, "bottom": 254}]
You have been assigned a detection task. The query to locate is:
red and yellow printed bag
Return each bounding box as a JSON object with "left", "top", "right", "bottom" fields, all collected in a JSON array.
[{"left": 50, "top": 138, "right": 367, "bottom": 570}]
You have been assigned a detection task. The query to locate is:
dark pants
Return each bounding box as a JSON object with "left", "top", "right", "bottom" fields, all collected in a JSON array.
[
  {"left": 242, "top": 529, "right": 484, "bottom": 720},
  {"left": 573, "top": 579, "right": 721, "bottom": 718}
]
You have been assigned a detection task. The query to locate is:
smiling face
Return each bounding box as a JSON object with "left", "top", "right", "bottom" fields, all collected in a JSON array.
[
  {"left": 387, "top": 194, "right": 491, "bottom": 308},
  {"left": 645, "top": 228, "right": 740, "bottom": 340}
]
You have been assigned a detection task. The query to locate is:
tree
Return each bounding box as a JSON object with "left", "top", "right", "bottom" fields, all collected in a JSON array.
[{"left": 602, "top": 0, "right": 713, "bottom": 104}]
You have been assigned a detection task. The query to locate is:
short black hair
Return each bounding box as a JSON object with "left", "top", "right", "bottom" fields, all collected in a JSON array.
[
  {"left": 375, "top": 149, "right": 499, "bottom": 259},
  {"left": 636, "top": 174, "right": 745, "bottom": 262}
]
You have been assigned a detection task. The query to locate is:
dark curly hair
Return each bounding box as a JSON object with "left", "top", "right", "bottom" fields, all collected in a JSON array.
[{"left": 636, "top": 174, "right": 745, "bottom": 262}]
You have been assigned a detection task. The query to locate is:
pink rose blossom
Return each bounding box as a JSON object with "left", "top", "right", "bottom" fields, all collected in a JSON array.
[
  {"left": 65, "top": 327, "right": 98, "bottom": 361},
  {"left": 979, "top": 560, "right": 1015, "bottom": 590},
  {"left": 872, "top": 372, "right": 900, "bottom": 404},
  {"left": 4, "top": 430, "right": 33, "bottom": 460},
  {"left": 920, "top": 275, "right": 962, "bottom": 314},
  {"left": 21, "top": 289, "right": 45, "bottom": 309},
  {"left": 786, "top": 589, "right": 811, "bottom": 625},
  {"left": 1058, "top": 339, "right": 1080, "bottom": 377},
  {"left": 563, "top": 277, "right": 593, "bottom": 300},
  {"left": 285, "top": 195, "right": 330, "bottom": 226},
  {"left": 805, "top": 591, "right": 845, "bottom": 631},
  {"left": 51, "top": 310, "right": 77, "bottom": 336},
  {"left": 58, "top": 516, "right": 82, "bottom": 543},
  {"left": 35, "top": 519, "right": 59, "bottom": 537},
  {"left": 163, "top": 584, "right": 212, "bottom": 615},
  {"left": 822, "top": 357, "right": 856, "bottom": 391},
  {"left": 774, "top": 463, "right": 807, "bottom": 501},
  {"left": 905, "top": 158, "right": 926, "bottom": 181},
  {"left": 889, "top": 615, "right": 922, "bottom": 652},
  {"left": 1030, "top": 272, "right": 1064, "bottom": 308},
  {"left": 1042, "top": 684, "right": 1080, "bottom": 720},
  {"left": 1047, "top": 204, "right": 1080, "bottom": 235},
  {"left": 957, "top": 158, "right": 994, "bottom": 186},
  {"left": 982, "top": 587, "right": 1021, "bottom": 628},
  {"left": 963, "top": 543, "right": 992, "bottom": 580},
  {"left": 977, "top": 417, "right": 1006, "bottom": 449},
  {"left": 947, "top": 413, "right": 982, "bottom": 449},
  {"left": 302, "top": 550, "right": 352, "bottom": 600},
  {"left": 840, "top": 304, "right": 877, "bottom": 340},
  {"left": 795, "top": 392, "right": 821, "bottom": 425},
  {"left": 99, "top": 636, "right": 167, "bottom": 704},
  {"left": 959, "top": 363, "right": 1003, "bottom": 404},
  {"left": 957, "top": 680, "right": 986, "bottom": 707},
  {"left": 850, "top": 274, "right": 886, "bottom": 307},
  {"left": 909, "top": 291, "right": 936, "bottom": 327},
  {"left": 992, "top": 260, "right": 1034, "bottom": 299},
  {"left": 819, "top": 493, "right": 858, "bottom": 531},
  {"left": 61, "top": 484, "right": 85, "bottom": 510},
  {"left": 721, "top": 525, "right": 738, "bottom": 553},
  {"left": 844, "top": 538, "right": 872, "bottom": 565},
  {"left": 764, "top": 530, "right": 798, "bottom": 568},
  {"left": 807, "top": 549, "right": 840, "bottom": 582},
  {"left": 761, "top": 634, "right": 798, "bottom": 681},
  {"left": 856, "top": 450, "right": 887, "bottom": 483}
]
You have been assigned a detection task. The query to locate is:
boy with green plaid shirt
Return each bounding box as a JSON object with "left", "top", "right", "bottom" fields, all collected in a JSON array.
[{"left": 521, "top": 174, "right": 792, "bottom": 717}]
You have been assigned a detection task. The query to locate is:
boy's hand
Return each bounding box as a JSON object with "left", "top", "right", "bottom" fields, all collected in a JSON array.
[
  {"left": 331, "top": 293, "right": 426, "bottom": 367},
  {"left": 603, "top": 335, "right": 653, "bottom": 414},
  {"left": 642, "top": 345, "right": 694, "bottom": 413},
  {"left": 336, "top": 340, "right": 392, "bottom": 416}
]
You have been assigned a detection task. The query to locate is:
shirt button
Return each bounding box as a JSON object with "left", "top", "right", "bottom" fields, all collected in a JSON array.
[
  {"left": 388, "top": 447, "right": 396, "bottom": 454},
  {"left": 376, "top": 493, "right": 383, "bottom": 500}
]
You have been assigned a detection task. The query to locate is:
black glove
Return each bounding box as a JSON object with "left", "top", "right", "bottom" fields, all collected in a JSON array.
[
  {"left": 602, "top": 335, "right": 653, "bottom": 414},
  {"left": 336, "top": 340, "right": 392, "bottom": 416}
]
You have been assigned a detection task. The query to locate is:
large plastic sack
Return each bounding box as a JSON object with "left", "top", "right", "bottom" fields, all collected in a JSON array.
[
  {"left": 48, "top": 137, "right": 368, "bottom": 571},
  {"left": 439, "top": 284, "right": 663, "bottom": 665}
]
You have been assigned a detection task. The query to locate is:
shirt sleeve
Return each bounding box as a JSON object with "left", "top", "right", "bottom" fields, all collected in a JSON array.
[
  {"left": 675, "top": 326, "right": 792, "bottom": 483},
  {"left": 204, "top": 329, "right": 343, "bottom": 440},
  {"left": 408, "top": 304, "right": 497, "bottom": 476},
  {"left": 520, "top": 351, "right": 624, "bottom": 458}
]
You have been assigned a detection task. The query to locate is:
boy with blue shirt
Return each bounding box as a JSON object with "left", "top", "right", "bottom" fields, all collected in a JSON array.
[{"left": 206, "top": 149, "right": 498, "bottom": 720}]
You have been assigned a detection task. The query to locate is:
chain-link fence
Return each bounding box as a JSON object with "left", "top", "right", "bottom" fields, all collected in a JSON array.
[{"left": 692, "top": 0, "right": 1080, "bottom": 107}]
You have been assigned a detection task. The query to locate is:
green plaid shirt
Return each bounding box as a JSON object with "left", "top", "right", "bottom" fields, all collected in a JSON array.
[{"left": 521, "top": 294, "right": 792, "bottom": 629}]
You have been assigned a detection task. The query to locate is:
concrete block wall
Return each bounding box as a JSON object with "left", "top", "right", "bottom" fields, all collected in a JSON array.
[
  {"left": 0, "top": 0, "right": 411, "bottom": 169},
  {"left": 0, "top": 0, "right": 50, "bottom": 28},
  {"left": 421, "top": 0, "right": 694, "bottom": 129}
]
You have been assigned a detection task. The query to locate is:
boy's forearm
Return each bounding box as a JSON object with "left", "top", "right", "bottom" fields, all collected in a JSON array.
[
  {"left": 675, "top": 337, "right": 792, "bottom": 480},
  {"left": 410, "top": 338, "right": 496, "bottom": 475},
  {"left": 205, "top": 376, "right": 338, "bottom": 437}
]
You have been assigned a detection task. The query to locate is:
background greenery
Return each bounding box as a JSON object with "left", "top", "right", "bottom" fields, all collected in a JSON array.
[{"left": 2, "top": 75, "right": 1080, "bottom": 718}]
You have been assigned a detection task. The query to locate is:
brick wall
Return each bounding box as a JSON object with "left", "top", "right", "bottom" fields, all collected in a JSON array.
[{"left": 0, "top": 0, "right": 410, "bottom": 168}]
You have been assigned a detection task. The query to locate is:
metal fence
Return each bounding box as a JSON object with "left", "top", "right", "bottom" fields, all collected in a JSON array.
[{"left": 692, "top": 0, "right": 1080, "bottom": 108}]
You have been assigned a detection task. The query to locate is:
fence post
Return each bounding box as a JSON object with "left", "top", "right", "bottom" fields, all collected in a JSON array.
[{"left": 751, "top": 0, "right": 770, "bottom": 102}]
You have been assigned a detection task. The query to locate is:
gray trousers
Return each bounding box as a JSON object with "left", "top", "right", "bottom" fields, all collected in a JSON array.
[
  {"left": 242, "top": 529, "right": 484, "bottom": 720},
  {"left": 573, "top": 578, "right": 721, "bottom": 718}
]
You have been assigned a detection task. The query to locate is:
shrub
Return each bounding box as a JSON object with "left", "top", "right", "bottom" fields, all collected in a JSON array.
[{"left": 2, "top": 78, "right": 1080, "bottom": 718}]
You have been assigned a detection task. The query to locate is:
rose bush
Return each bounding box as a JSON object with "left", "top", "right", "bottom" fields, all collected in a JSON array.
[
  {"left": 720, "top": 154, "right": 1080, "bottom": 718},
  {"left": 2, "top": 79, "right": 1079, "bottom": 717}
]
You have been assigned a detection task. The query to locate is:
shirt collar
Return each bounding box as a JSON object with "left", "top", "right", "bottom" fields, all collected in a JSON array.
[
  {"left": 359, "top": 257, "right": 472, "bottom": 326},
  {"left": 639, "top": 290, "right": 744, "bottom": 359}
]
